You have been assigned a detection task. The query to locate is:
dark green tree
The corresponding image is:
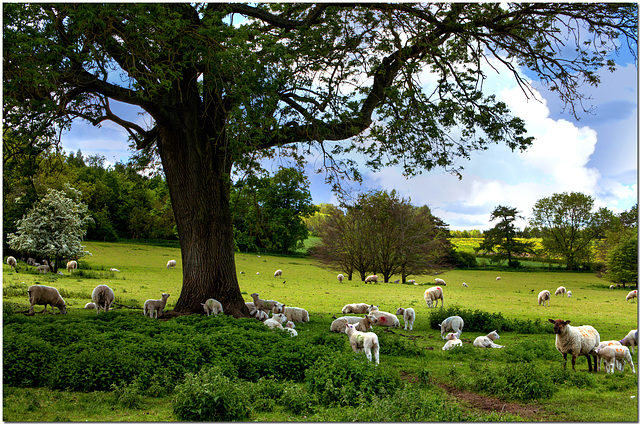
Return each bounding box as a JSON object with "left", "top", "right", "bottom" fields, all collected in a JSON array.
[
  {"left": 606, "top": 229, "right": 638, "bottom": 288},
  {"left": 476, "top": 205, "right": 535, "bottom": 267},
  {"left": 4, "top": 4, "right": 635, "bottom": 315}
]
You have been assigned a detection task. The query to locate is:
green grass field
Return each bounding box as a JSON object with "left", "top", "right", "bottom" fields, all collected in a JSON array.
[{"left": 3, "top": 240, "right": 638, "bottom": 421}]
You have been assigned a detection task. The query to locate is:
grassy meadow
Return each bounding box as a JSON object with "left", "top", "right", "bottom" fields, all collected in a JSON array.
[{"left": 3, "top": 240, "right": 638, "bottom": 422}]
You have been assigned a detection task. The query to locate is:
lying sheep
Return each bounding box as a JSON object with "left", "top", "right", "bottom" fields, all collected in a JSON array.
[
  {"left": 274, "top": 269, "right": 283, "bottom": 278},
  {"left": 144, "top": 293, "right": 170, "bottom": 318},
  {"left": 555, "top": 286, "right": 566, "bottom": 297},
  {"left": 66, "top": 260, "right": 78, "bottom": 272},
  {"left": 538, "top": 290, "right": 551, "bottom": 306},
  {"left": 250, "top": 308, "right": 269, "bottom": 321},
  {"left": 439, "top": 315, "right": 464, "bottom": 339},
  {"left": 548, "top": 318, "right": 600, "bottom": 372},
  {"left": 84, "top": 302, "right": 98, "bottom": 310},
  {"left": 250, "top": 293, "right": 280, "bottom": 313},
  {"left": 281, "top": 305, "right": 309, "bottom": 323},
  {"left": 345, "top": 323, "right": 380, "bottom": 364},
  {"left": 7, "top": 256, "right": 17, "bottom": 270},
  {"left": 110, "top": 268, "right": 120, "bottom": 272},
  {"left": 27, "top": 285, "right": 67, "bottom": 315},
  {"left": 567, "top": 291, "right": 572, "bottom": 298},
  {"left": 263, "top": 313, "right": 287, "bottom": 330},
  {"left": 442, "top": 333, "right": 463, "bottom": 350},
  {"left": 367, "top": 305, "right": 400, "bottom": 328},
  {"left": 625, "top": 290, "right": 637, "bottom": 302},
  {"left": 473, "top": 330, "right": 504, "bottom": 348},
  {"left": 594, "top": 345, "right": 636, "bottom": 374},
  {"left": 337, "top": 274, "right": 344, "bottom": 283},
  {"left": 245, "top": 301, "right": 256, "bottom": 312},
  {"left": 620, "top": 329, "right": 638, "bottom": 355},
  {"left": 341, "top": 302, "right": 370, "bottom": 314},
  {"left": 330, "top": 315, "right": 377, "bottom": 333},
  {"left": 201, "top": 298, "right": 223, "bottom": 316},
  {"left": 166, "top": 259, "right": 177, "bottom": 269},
  {"left": 284, "top": 321, "right": 298, "bottom": 337},
  {"left": 595, "top": 340, "right": 623, "bottom": 372},
  {"left": 364, "top": 274, "right": 378, "bottom": 284},
  {"left": 424, "top": 286, "right": 444, "bottom": 308},
  {"left": 395, "top": 307, "right": 415, "bottom": 331},
  {"left": 91, "top": 284, "right": 115, "bottom": 314},
  {"left": 435, "top": 278, "right": 446, "bottom": 286},
  {"left": 36, "top": 264, "right": 50, "bottom": 274}
]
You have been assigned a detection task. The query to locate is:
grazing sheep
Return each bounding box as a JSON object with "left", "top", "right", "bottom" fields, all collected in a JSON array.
[
  {"left": 341, "top": 303, "right": 370, "bottom": 314},
  {"left": 442, "top": 333, "right": 463, "bottom": 350},
  {"left": 367, "top": 305, "right": 400, "bottom": 328},
  {"left": 84, "top": 302, "right": 98, "bottom": 310},
  {"left": 166, "top": 259, "right": 177, "bottom": 269},
  {"left": 144, "top": 293, "right": 170, "bottom": 318},
  {"left": 91, "top": 284, "right": 115, "bottom": 314},
  {"left": 462, "top": 282, "right": 468, "bottom": 287},
  {"left": 330, "top": 315, "right": 377, "bottom": 333},
  {"left": 496, "top": 277, "right": 501, "bottom": 281},
  {"left": 395, "top": 307, "right": 415, "bottom": 331},
  {"left": 36, "top": 264, "right": 50, "bottom": 274},
  {"left": 201, "top": 298, "right": 223, "bottom": 316},
  {"left": 548, "top": 318, "right": 600, "bottom": 372},
  {"left": 250, "top": 293, "right": 280, "bottom": 313},
  {"left": 274, "top": 269, "right": 283, "bottom": 278},
  {"left": 27, "top": 285, "right": 67, "bottom": 315},
  {"left": 7, "top": 256, "right": 17, "bottom": 270},
  {"left": 473, "top": 330, "right": 504, "bottom": 348},
  {"left": 439, "top": 315, "right": 464, "bottom": 339},
  {"left": 434, "top": 278, "right": 446, "bottom": 286},
  {"left": 345, "top": 323, "right": 380, "bottom": 364},
  {"left": 263, "top": 313, "right": 287, "bottom": 330},
  {"left": 595, "top": 340, "right": 623, "bottom": 372},
  {"left": 337, "top": 274, "right": 344, "bottom": 283},
  {"left": 407, "top": 279, "right": 416, "bottom": 284},
  {"left": 284, "top": 321, "right": 298, "bottom": 337},
  {"left": 555, "top": 286, "right": 567, "bottom": 297},
  {"left": 66, "top": 260, "right": 78, "bottom": 272},
  {"left": 609, "top": 284, "right": 616, "bottom": 290},
  {"left": 620, "top": 329, "right": 638, "bottom": 355},
  {"left": 594, "top": 345, "right": 636, "bottom": 374},
  {"left": 364, "top": 274, "right": 378, "bottom": 284},
  {"left": 27, "top": 258, "right": 36, "bottom": 266},
  {"left": 625, "top": 290, "right": 637, "bottom": 302},
  {"left": 281, "top": 305, "right": 310, "bottom": 323},
  {"left": 423, "top": 286, "right": 444, "bottom": 308},
  {"left": 567, "top": 291, "right": 572, "bottom": 298},
  {"left": 538, "top": 290, "right": 551, "bottom": 306}
]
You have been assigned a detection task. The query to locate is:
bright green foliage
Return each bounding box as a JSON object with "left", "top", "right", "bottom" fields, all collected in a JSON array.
[
  {"left": 476, "top": 205, "right": 535, "bottom": 268},
  {"left": 7, "top": 185, "right": 93, "bottom": 269},
  {"left": 606, "top": 228, "right": 638, "bottom": 286}
]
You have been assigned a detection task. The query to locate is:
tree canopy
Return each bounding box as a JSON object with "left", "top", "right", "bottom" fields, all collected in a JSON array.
[{"left": 476, "top": 205, "right": 535, "bottom": 268}]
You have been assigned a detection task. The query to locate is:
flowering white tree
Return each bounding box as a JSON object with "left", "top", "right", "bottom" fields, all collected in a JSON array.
[{"left": 8, "top": 185, "right": 93, "bottom": 272}]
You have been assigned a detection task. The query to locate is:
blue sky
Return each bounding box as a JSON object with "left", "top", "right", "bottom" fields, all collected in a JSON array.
[{"left": 60, "top": 44, "right": 637, "bottom": 232}]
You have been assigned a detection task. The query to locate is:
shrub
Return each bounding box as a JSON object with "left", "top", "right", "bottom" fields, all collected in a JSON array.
[
  {"left": 429, "top": 306, "right": 552, "bottom": 334},
  {"left": 471, "top": 362, "right": 557, "bottom": 401},
  {"left": 377, "top": 331, "right": 425, "bottom": 357}
]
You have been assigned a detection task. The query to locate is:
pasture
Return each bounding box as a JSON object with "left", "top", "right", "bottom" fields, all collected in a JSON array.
[{"left": 3, "top": 240, "right": 638, "bottom": 421}]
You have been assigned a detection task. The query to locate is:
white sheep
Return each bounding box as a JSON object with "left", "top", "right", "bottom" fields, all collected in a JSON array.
[
  {"left": 330, "top": 315, "right": 377, "bottom": 333},
  {"left": 364, "top": 274, "right": 378, "bottom": 284},
  {"left": 201, "top": 298, "right": 223, "bottom": 316},
  {"left": 395, "top": 307, "right": 415, "bottom": 331},
  {"left": 250, "top": 293, "right": 280, "bottom": 313},
  {"left": 594, "top": 345, "right": 635, "bottom": 374},
  {"left": 337, "top": 274, "right": 344, "bottom": 283},
  {"left": 367, "top": 305, "right": 400, "bottom": 328},
  {"left": 345, "top": 323, "right": 380, "bottom": 364},
  {"left": 245, "top": 302, "right": 256, "bottom": 313},
  {"left": 620, "top": 329, "right": 638, "bottom": 355},
  {"left": 7, "top": 256, "right": 17, "bottom": 270},
  {"left": 566, "top": 290, "right": 572, "bottom": 298},
  {"left": 281, "top": 305, "right": 309, "bottom": 323},
  {"left": 84, "top": 302, "right": 98, "bottom": 310},
  {"left": 442, "top": 333, "right": 463, "bottom": 350},
  {"left": 595, "top": 340, "right": 623, "bottom": 372},
  {"left": 423, "top": 286, "right": 444, "bottom": 308},
  {"left": 250, "top": 308, "right": 269, "bottom": 321},
  {"left": 284, "top": 321, "right": 298, "bottom": 336},
  {"left": 548, "top": 318, "right": 600, "bottom": 372},
  {"left": 263, "top": 312, "right": 287, "bottom": 330},
  {"left": 271, "top": 302, "right": 285, "bottom": 314},
  {"left": 434, "top": 277, "right": 446, "bottom": 286},
  {"left": 91, "top": 284, "right": 115, "bottom": 314},
  {"left": 110, "top": 268, "right": 120, "bottom": 272},
  {"left": 555, "top": 286, "right": 566, "bottom": 297},
  {"left": 473, "top": 330, "right": 504, "bottom": 348},
  {"left": 36, "top": 264, "right": 50, "bottom": 274},
  {"left": 462, "top": 282, "right": 468, "bottom": 287},
  {"left": 496, "top": 277, "right": 501, "bottom": 281},
  {"left": 274, "top": 269, "right": 283, "bottom": 278},
  {"left": 439, "top": 315, "right": 464, "bottom": 339},
  {"left": 537, "top": 290, "right": 551, "bottom": 306},
  {"left": 27, "top": 285, "right": 67, "bottom": 315},
  {"left": 625, "top": 290, "right": 637, "bottom": 302},
  {"left": 166, "top": 259, "right": 177, "bottom": 269},
  {"left": 66, "top": 260, "right": 78, "bottom": 272},
  {"left": 144, "top": 293, "right": 170, "bottom": 318},
  {"left": 609, "top": 284, "right": 616, "bottom": 290},
  {"left": 341, "top": 302, "right": 370, "bottom": 314}
]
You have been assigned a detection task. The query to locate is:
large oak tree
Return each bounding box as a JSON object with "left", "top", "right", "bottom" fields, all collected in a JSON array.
[{"left": 4, "top": 3, "right": 636, "bottom": 316}]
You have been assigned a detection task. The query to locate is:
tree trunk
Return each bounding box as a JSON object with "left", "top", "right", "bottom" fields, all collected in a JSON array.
[{"left": 156, "top": 119, "right": 249, "bottom": 318}]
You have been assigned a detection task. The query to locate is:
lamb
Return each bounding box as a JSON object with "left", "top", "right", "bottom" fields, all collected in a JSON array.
[
  {"left": 538, "top": 290, "right": 551, "bottom": 306},
  {"left": 330, "top": 315, "right": 377, "bottom": 333},
  {"left": 595, "top": 340, "right": 623, "bottom": 372},
  {"left": 341, "top": 302, "right": 370, "bottom": 314},
  {"left": 337, "top": 274, "right": 344, "bottom": 283},
  {"left": 548, "top": 318, "right": 600, "bottom": 372},
  {"left": 439, "top": 315, "right": 464, "bottom": 339},
  {"left": 620, "top": 329, "right": 638, "bottom": 355},
  {"left": 166, "top": 259, "right": 177, "bottom": 269},
  {"left": 7, "top": 256, "right": 17, "bottom": 270},
  {"left": 555, "top": 286, "right": 566, "bottom": 297},
  {"left": 395, "top": 307, "right": 415, "bottom": 331},
  {"left": 84, "top": 302, "right": 98, "bottom": 310},
  {"left": 245, "top": 302, "right": 256, "bottom": 313},
  {"left": 473, "top": 330, "right": 504, "bottom": 348},
  {"left": 263, "top": 313, "right": 287, "bottom": 330},
  {"left": 594, "top": 345, "right": 635, "bottom": 374},
  {"left": 625, "top": 290, "right": 637, "bottom": 302},
  {"left": 609, "top": 284, "right": 616, "bottom": 290},
  {"left": 496, "top": 277, "right": 501, "bottom": 281},
  {"left": 442, "top": 333, "right": 463, "bottom": 350},
  {"left": 364, "top": 274, "right": 378, "bottom": 284},
  {"left": 274, "top": 269, "right": 283, "bottom": 278},
  {"left": 434, "top": 278, "right": 446, "bottom": 286},
  {"left": 27, "top": 285, "right": 67, "bottom": 315},
  {"left": 345, "top": 323, "right": 380, "bottom": 364},
  {"left": 66, "top": 260, "right": 78, "bottom": 272},
  {"left": 201, "top": 298, "right": 223, "bottom": 316},
  {"left": 462, "top": 282, "right": 468, "bottom": 287},
  {"left": 284, "top": 321, "right": 298, "bottom": 337},
  {"left": 91, "top": 284, "right": 115, "bottom": 314},
  {"left": 144, "top": 293, "right": 170, "bottom": 318},
  {"left": 250, "top": 293, "right": 280, "bottom": 313},
  {"left": 366, "top": 305, "right": 400, "bottom": 328},
  {"left": 110, "top": 268, "right": 120, "bottom": 272},
  {"left": 281, "top": 305, "right": 309, "bottom": 323},
  {"left": 36, "top": 264, "right": 50, "bottom": 274},
  {"left": 567, "top": 291, "right": 572, "bottom": 298},
  {"left": 423, "top": 286, "right": 444, "bottom": 308},
  {"left": 250, "top": 308, "right": 269, "bottom": 321}
]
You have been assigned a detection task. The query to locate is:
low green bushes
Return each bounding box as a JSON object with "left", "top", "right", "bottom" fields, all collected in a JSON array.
[{"left": 428, "top": 306, "right": 553, "bottom": 334}]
